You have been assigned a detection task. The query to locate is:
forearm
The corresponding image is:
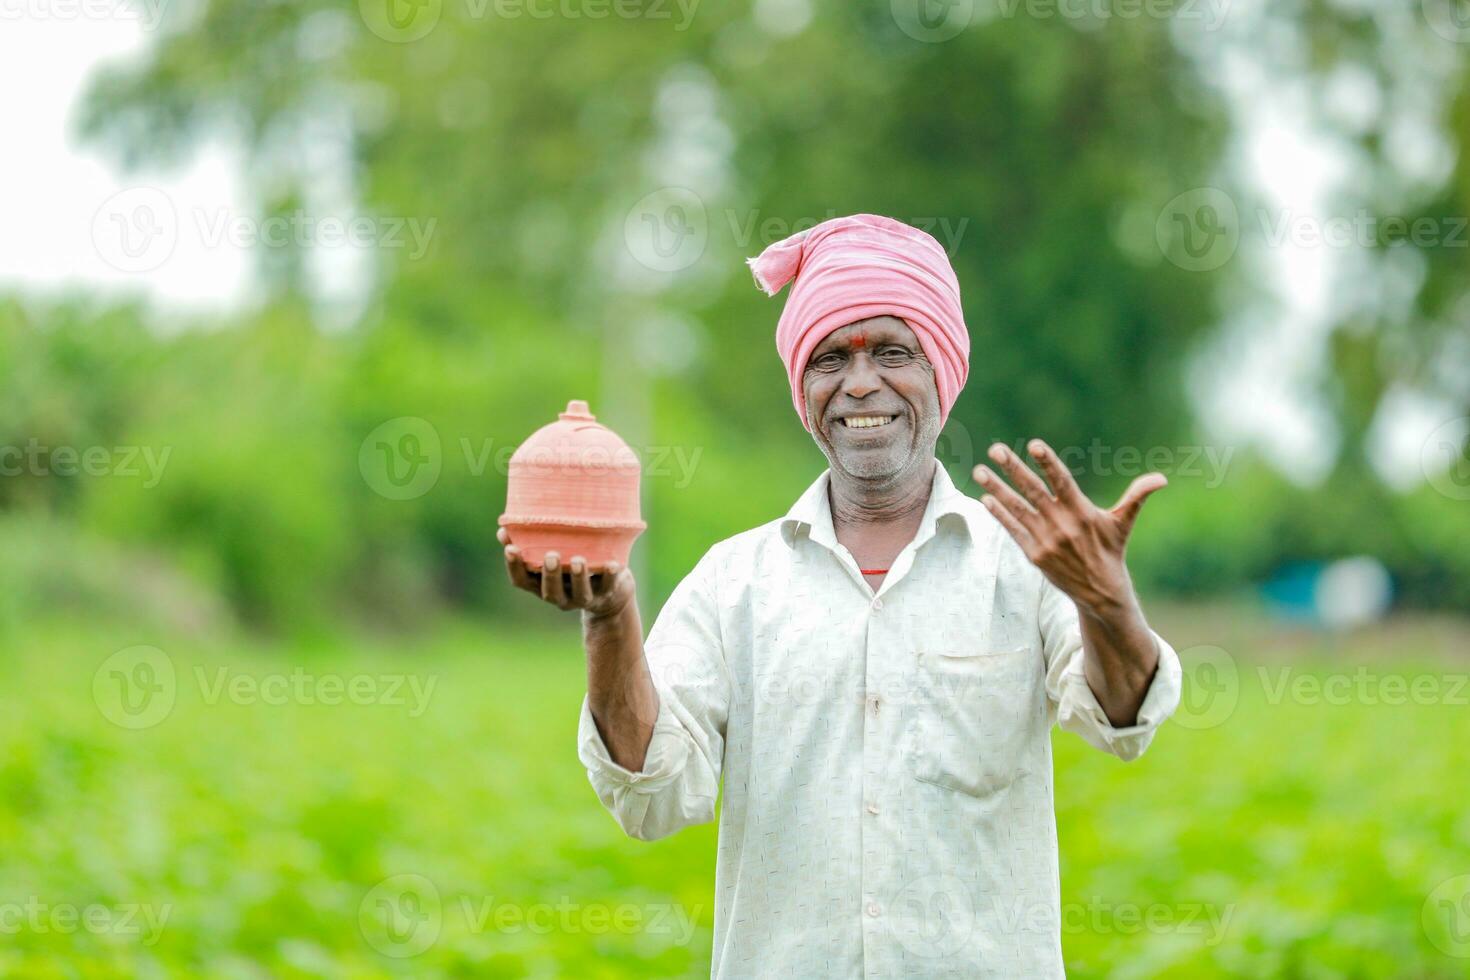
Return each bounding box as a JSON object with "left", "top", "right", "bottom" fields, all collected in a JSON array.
[
  {"left": 1077, "top": 594, "right": 1160, "bottom": 727},
  {"left": 584, "top": 600, "right": 659, "bottom": 772}
]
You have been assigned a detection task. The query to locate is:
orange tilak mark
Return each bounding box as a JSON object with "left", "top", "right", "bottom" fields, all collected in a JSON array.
[{"left": 850, "top": 333, "right": 867, "bottom": 349}]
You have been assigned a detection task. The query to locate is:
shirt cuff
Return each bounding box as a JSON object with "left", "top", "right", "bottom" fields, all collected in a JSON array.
[
  {"left": 1057, "top": 631, "right": 1182, "bottom": 761},
  {"left": 577, "top": 689, "right": 691, "bottom": 790}
]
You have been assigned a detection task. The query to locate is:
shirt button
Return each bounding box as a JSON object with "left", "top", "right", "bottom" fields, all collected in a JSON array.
[
  {"left": 866, "top": 902, "right": 880, "bottom": 918},
  {"left": 868, "top": 695, "right": 881, "bottom": 715},
  {"left": 871, "top": 597, "right": 883, "bottom": 611},
  {"left": 866, "top": 802, "right": 879, "bottom": 815}
]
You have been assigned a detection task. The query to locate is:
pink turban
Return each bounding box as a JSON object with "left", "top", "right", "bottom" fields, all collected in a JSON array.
[{"left": 747, "top": 213, "right": 970, "bottom": 430}]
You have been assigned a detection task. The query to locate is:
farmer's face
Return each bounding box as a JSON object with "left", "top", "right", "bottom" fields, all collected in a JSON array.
[{"left": 803, "top": 316, "right": 942, "bottom": 481}]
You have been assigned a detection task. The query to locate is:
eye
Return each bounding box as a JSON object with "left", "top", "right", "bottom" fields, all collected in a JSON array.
[
  {"left": 876, "top": 346, "right": 917, "bottom": 365},
  {"left": 810, "top": 352, "right": 846, "bottom": 372}
]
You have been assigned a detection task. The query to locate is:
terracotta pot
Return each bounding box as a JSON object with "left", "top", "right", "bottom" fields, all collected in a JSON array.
[{"left": 499, "top": 400, "right": 645, "bottom": 571}]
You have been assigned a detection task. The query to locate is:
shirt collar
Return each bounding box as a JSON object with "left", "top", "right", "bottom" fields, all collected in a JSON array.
[{"left": 779, "top": 459, "right": 981, "bottom": 550}]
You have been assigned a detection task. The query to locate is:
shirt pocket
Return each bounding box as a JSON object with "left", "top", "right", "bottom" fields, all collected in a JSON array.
[{"left": 908, "top": 646, "right": 1040, "bottom": 798}]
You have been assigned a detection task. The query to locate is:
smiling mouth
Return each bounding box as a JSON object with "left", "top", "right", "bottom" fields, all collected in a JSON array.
[{"left": 839, "top": 415, "right": 899, "bottom": 430}]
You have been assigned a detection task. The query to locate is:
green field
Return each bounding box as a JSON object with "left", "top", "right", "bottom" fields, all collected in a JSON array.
[{"left": 1, "top": 609, "right": 1467, "bottom": 978}]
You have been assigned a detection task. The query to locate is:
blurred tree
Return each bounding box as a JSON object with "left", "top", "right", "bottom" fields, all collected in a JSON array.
[
  {"left": 1264, "top": 3, "right": 1470, "bottom": 481},
  {"left": 74, "top": 2, "right": 1235, "bottom": 604}
]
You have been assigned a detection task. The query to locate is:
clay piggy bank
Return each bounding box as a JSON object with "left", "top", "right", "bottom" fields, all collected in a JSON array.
[{"left": 499, "top": 400, "right": 645, "bottom": 571}]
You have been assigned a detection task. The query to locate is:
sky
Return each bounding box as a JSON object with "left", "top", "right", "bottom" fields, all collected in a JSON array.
[
  {"left": 0, "top": 14, "right": 254, "bottom": 311},
  {"left": 0, "top": 13, "right": 1452, "bottom": 491}
]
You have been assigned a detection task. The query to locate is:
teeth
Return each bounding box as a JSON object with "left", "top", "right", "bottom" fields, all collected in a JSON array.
[{"left": 842, "top": 416, "right": 895, "bottom": 429}]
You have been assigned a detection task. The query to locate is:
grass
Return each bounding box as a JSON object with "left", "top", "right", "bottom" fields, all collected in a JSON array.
[{"left": 0, "top": 608, "right": 1465, "bottom": 977}]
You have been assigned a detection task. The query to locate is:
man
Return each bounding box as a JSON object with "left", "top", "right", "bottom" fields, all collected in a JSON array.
[{"left": 499, "top": 213, "right": 1182, "bottom": 977}]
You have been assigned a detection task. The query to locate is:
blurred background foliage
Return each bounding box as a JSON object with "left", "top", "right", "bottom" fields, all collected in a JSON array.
[
  {"left": 0, "top": 3, "right": 1455, "bottom": 635},
  {"left": 4, "top": 1, "right": 1470, "bottom": 976},
  {"left": 5, "top": 0, "right": 1463, "bottom": 633}
]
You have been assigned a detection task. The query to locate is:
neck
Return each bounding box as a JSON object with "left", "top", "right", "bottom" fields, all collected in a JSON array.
[{"left": 827, "top": 456, "right": 936, "bottom": 531}]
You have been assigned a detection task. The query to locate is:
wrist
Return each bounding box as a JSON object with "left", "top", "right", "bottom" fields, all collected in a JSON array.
[
  {"left": 583, "top": 596, "right": 632, "bottom": 628},
  {"left": 1073, "top": 588, "right": 1142, "bottom": 627}
]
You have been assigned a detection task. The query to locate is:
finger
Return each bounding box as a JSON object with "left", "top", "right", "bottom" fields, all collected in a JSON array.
[
  {"left": 568, "top": 556, "right": 590, "bottom": 606},
  {"left": 505, "top": 545, "right": 538, "bottom": 593},
  {"left": 593, "top": 561, "right": 622, "bottom": 597},
  {"left": 496, "top": 527, "right": 509, "bottom": 546},
  {"left": 980, "top": 494, "right": 1037, "bottom": 554},
  {"left": 988, "top": 443, "right": 1055, "bottom": 511},
  {"left": 973, "top": 464, "right": 1041, "bottom": 531},
  {"left": 1111, "top": 472, "right": 1168, "bottom": 535},
  {"left": 1025, "top": 439, "right": 1086, "bottom": 508},
  {"left": 541, "top": 552, "right": 568, "bottom": 605}
]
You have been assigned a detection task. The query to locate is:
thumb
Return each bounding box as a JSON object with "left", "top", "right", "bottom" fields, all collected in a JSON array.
[{"left": 1111, "top": 472, "right": 1167, "bottom": 535}]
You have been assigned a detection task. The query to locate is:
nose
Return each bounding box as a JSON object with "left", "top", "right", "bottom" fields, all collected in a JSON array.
[{"left": 839, "top": 352, "right": 882, "bottom": 400}]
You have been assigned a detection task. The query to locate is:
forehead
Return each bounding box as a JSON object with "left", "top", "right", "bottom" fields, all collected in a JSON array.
[{"left": 812, "top": 316, "right": 919, "bottom": 354}]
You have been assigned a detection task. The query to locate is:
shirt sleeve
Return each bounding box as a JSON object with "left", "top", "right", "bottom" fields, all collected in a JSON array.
[
  {"left": 1038, "top": 575, "right": 1182, "bottom": 762},
  {"left": 577, "top": 551, "right": 729, "bottom": 841}
]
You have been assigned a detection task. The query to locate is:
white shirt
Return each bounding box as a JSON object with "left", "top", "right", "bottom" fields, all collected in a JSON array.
[{"left": 578, "top": 461, "right": 1182, "bottom": 978}]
